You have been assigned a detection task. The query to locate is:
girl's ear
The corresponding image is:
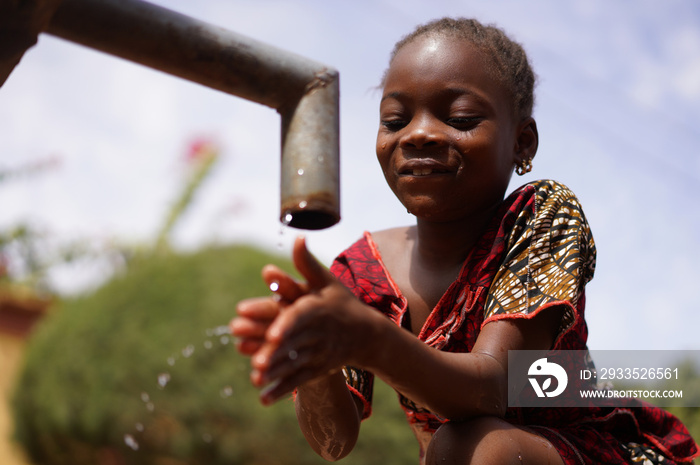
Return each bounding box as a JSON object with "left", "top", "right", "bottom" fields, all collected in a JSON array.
[{"left": 514, "top": 117, "right": 539, "bottom": 165}]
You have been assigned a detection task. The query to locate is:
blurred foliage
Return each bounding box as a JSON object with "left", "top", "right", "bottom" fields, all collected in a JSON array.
[
  {"left": 661, "top": 361, "right": 700, "bottom": 444},
  {"left": 1, "top": 157, "right": 68, "bottom": 296},
  {"left": 0, "top": 222, "right": 130, "bottom": 299},
  {"left": 0, "top": 156, "right": 134, "bottom": 302},
  {"left": 154, "top": 138, "right": 219, "bottom": 254},
  {"left": 12, "top": 244, "right": 417, "bottom": 464},
  {"left": 1, "top": 138, "right": 219, "bottom": 300}
]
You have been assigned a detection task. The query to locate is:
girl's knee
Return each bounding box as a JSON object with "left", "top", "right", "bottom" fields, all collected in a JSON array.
[
  {"left": 425, "top": 417, "right": 563, "bottom": 465},
  {"left": 425, "top": 416, "right": 522, "bottom": 465}
]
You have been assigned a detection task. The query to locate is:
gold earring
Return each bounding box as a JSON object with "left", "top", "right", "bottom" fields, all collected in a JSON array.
[{"left": 516, "top": 158, "right": 532, "bottom": 176}]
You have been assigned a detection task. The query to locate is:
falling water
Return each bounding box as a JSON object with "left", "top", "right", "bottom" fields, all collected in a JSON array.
[
  {"left": 157, "top": 373, "right": 171, "bottom": 389},
  {"left": 278, "top": 211, "right": 293, "bottom": 250},
  {"left": 123, "top": 324, "right": 237, "bottom": 455},
  {"left": 124, "top": 434, "right": 139, "bottom": 451}
]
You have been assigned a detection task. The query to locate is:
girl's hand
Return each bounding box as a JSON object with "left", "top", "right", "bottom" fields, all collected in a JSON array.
[
  {"left": 249, "top": 236, "right": 376, "bottom": 405},
  {"left": 230, "top": 263, "right": 307, "bottom": 356}
]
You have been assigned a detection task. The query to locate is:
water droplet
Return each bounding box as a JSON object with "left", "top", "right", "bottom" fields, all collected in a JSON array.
[
  {"left": 146, "top": 402, "right": 155, "bottom": 412},
  {"left": 124, "top": 434, "right": 139, "bottom": 450},
  {"left": 298, "top": 200, "right": 307, "bottom": 209},
  {"left": 135, "top": 423, "right": 144, "bottom": 432},
  {"left": 203, "top": 340, "right": 213, "bottom": 350},
  {"left": 220, "top": 386, "right": 234, "bottom": 398},
  {"left": 157, "top": 372, "right": 171, "bottom": 389},
  {"left": 182, "top": 344, "right": 195, "bottom": 358},
  {"left": 279, "top": 212, "right": 293, "bottom": 249},
  {"left": 202, "top": 433, "right": 213, "bottom": 443},
  {"left": 297, "top": 168, "right": 304, "bottom": 176},
  {"left": 141, "top": 392, "right": 150, "bottom": 403},
  {"left": 277, "top": 236, "right": 284, "bottom": 250},
  {"left": 269, "top": 282, "right": 280, "bottom": 292},
  {"left": 219, "top": 335, "right": 230, "bottom": 345},
  {"left": 211, "top": 326, "right": 230, "bottom": 336},
  {"left": 167, "top": 357, "right": 176, "bottom": 366}
]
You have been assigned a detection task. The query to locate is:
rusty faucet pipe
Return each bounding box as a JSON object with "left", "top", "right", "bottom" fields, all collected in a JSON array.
[{"left": 45, "top": 0, "right": 340, "bottom": 230}]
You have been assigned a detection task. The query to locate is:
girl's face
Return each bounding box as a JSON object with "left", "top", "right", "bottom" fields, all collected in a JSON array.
[{"left": 376, "top": 34, "right": 527, "bottom": 222}]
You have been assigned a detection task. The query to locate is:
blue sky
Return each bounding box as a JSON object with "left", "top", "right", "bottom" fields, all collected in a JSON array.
[{"left": 1, "top": 0, "right": 699, "bottom": 351}]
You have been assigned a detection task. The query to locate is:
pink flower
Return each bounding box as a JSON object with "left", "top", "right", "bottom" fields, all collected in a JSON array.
[{"left": 186, "top": 137, "right": 219, "bottom": 163}]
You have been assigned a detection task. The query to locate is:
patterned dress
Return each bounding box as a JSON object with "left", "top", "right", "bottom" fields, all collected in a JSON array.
[{"left": 330, "top": 180, "right": 698, "bottom": 464}]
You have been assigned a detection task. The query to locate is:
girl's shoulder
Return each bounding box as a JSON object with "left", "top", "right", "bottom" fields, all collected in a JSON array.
[
  {"left": 364, "top": 226, "right": 414, "bottom": 276},
  {"left": 506, "top": 179, "right": 589, "bottom": 227},
  {"left": 513, "top": 179, "right": 580, "bottom": 202},
  {"left": 369, "top": 226, "right": 414, "bottom": 252}
]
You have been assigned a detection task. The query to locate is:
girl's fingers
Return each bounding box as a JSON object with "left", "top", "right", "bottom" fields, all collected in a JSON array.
[
  {"left": 259, "top": 356, "right": 314, "bottom": 405},
  {"left": 230, "top": 316, "right": 270, "bottom": 338},
  {"left": 292, "top": 236, "right": 334, "bottom": 291},
  {"left": 259, "top": 359, "right": 338, "bottom": 406},
  {"left": 261, "top": 264, "right": 309, "bottom": 303},
  {"left": 235, "top": 337, "right": 265, "bottom": 356},
  {"left": 231, "top": 297, "right": 281, "bottom": 357},
  {"left": 256, "top": 336, "right": 321, "bottom": 385},
  {"left": 235, "top": 297, "right": 280, "bottom": 320}
]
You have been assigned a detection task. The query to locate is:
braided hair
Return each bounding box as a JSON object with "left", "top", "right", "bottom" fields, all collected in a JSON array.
[{"left": 384, "top": 18, "right": 537, "bottom": 120}]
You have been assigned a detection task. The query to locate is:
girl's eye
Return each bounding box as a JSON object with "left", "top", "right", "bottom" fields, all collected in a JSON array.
[
  {"left": 381, "top": 119, "right": 407, "bottom": 131},
  {"left": 447, "top": 117, "right": 481, "bottom": 130}
]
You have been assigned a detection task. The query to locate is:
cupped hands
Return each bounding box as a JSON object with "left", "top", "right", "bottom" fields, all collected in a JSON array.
[{"left": 230, "top": 236, "right": 377, "bottom": 405}]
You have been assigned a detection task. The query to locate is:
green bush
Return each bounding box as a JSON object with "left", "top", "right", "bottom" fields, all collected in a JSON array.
[
  {"left": 13, "top": 244, "right": 417, "bottom": 465},
  {"left": 660, "top": 361, "right": 700, "bottom": 444}
]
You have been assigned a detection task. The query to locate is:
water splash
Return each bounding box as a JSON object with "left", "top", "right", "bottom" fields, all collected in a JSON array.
[
  {"left": 126, "top": 323, "right": 239, "bottom": 455},
  {"left": 157, "top": 373, "right": 171, "bottom": 389},
  {"left": 205, "top": 326, "right": 230, "bottom": 337},
  {"left": 181, "top": 344, "right": 195, "bottom": 358},
  {"left": 124, "top": 434, "right": 139, "bottom": 450},
  {"left": 278, "top": 212, "right": 293, "bottom": 250},
  {"left": 141, "top": 392, "right": 155, "bottom": 412}
]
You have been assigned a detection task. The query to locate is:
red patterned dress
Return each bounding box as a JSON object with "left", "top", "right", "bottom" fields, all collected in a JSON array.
[{"left": 331, "top": 180, "right": 698, "bottom": 464}]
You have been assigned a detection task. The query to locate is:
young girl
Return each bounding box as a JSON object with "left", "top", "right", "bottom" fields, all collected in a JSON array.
[{"left": 231, "top": 18, "right": 698, "bottom": 465}]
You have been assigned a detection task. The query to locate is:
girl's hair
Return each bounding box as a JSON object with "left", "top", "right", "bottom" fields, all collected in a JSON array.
[{"left": 385, "top": 18, "right": 536, "bottom": 120}]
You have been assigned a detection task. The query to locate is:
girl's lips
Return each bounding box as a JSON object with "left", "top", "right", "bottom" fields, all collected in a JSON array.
[
  {"left": 398, "top": 159, "right": 457, "bottom": 177},
  {"left": 405, "top": 168, "right": 449, "bottom": 176}
]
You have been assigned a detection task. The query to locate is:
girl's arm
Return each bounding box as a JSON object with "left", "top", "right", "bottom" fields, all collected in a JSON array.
[
  {"left": 293, "top": 372, "right": 362, "bottom": 461},
  {"left": 234, "top": 236, "right": 560, "bottom": 455},
  {"left": 361, "top": 304, "right": 560, "bottom": 419},
  {"left": 232, "top": 256, "right": 364, "bottom": 461}
]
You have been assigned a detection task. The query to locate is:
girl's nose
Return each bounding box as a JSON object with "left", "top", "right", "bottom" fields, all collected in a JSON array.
[{"left": 399, "top": 115, "right": 445, "bottom": 149}]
